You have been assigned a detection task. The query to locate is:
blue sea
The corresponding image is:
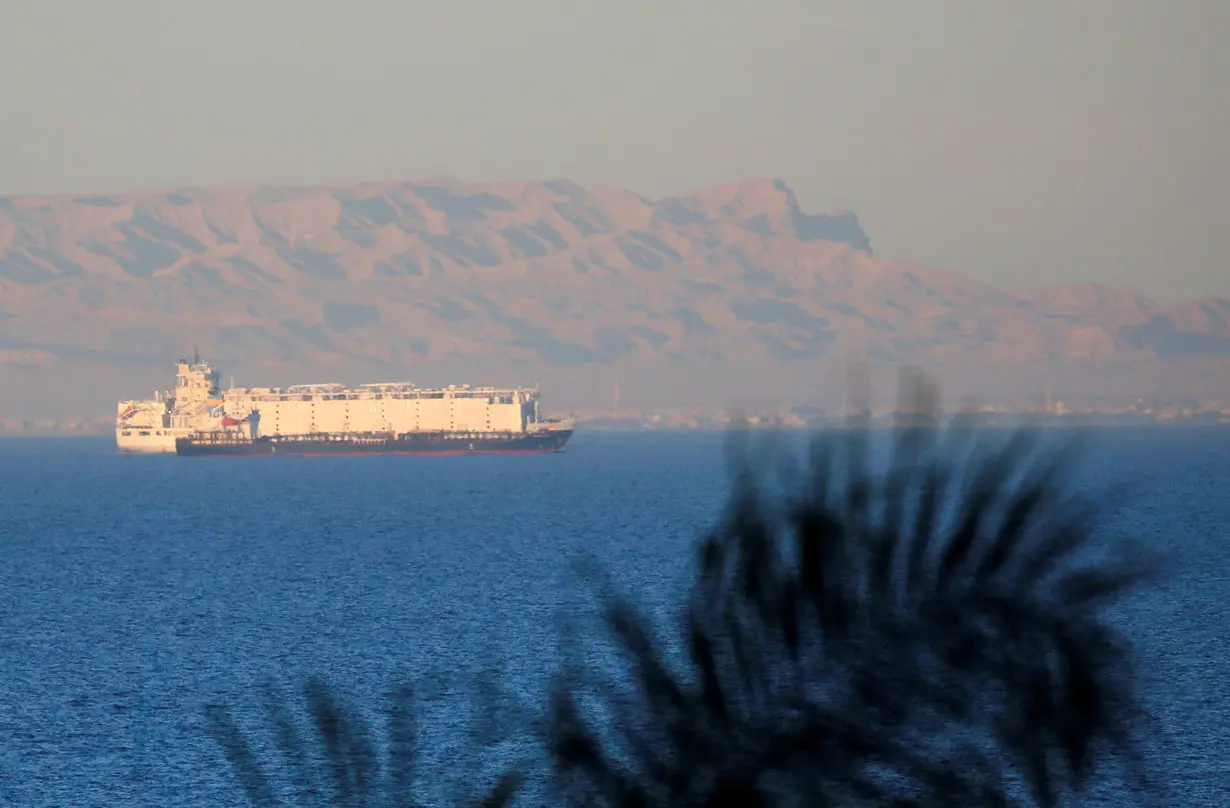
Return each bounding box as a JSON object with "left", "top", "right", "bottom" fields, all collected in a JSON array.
[{"left": 0, "top": 428, "right": 1226, "bottom": 806}]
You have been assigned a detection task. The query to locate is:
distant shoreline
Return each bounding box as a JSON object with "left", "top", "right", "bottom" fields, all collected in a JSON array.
[
  {"left": 3, "top": 417, "right": 1227, "bottom": 440},
  {"left": 575, "top": 421, "right": 1230, "bottom": 432}
]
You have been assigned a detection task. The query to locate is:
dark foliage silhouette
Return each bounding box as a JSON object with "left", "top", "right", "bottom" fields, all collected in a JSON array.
[
  {"left": 545, "top": 369, "right": 1157, "bottom": 807},
  {"left": 206, "top": 368, "right": 1159, "bottom": 807},
  {"left": 205, "top": 674, "right": 522, "bottom": 807}
]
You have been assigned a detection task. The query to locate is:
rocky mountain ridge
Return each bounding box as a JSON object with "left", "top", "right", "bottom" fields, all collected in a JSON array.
[{"left": 1, "top": 176, "right": 1227, "bottom": 417}]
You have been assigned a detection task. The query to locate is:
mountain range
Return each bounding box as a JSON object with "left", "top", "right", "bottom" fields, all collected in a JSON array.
[{"left": 1, "top": 176, "right": 1227, "bottom": 419}]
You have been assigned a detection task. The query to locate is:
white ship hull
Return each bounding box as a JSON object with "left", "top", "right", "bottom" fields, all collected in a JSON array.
[
  {"left": 115, "top": 428, "right": 184, "bottom": 453},
  {"left": 220, "top": 383, "right": 556, "bottom": 437}
]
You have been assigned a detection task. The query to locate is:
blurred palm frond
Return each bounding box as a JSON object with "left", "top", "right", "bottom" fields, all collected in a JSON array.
[
  {"left": 204, "top": 675, "right": 520, "bottom": 808},
  {"left": 545, "top": 368, "right": 1158, "bottom": 807}
]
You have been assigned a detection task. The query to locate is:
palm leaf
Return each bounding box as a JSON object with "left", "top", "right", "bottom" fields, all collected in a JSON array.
[
  {"left": 544, "top": 367, "right": 1159, "bottom": 807},
  {"left": 205, "top": 674, "right": 520, "bottom": 807}
]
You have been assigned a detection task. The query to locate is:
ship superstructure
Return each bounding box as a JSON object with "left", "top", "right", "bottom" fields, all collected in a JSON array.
[
  {"left": 115, "top": 356, "right": 223, "bottom": 453},
  {"left": 116, "top": 356, "right": 574, "bottom": 456}
]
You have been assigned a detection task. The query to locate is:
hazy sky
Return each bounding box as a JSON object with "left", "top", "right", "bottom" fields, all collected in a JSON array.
[{"left": 1, "top": 0, "right": 1225, "bottom": 302}]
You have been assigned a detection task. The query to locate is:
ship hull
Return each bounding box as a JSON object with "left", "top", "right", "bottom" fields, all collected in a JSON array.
[
  {"left": 175, "top": 429, "right": 573, "bottom": 457},
  {"left": 116, "top": 431, "right": 180, "bottom": 453}
]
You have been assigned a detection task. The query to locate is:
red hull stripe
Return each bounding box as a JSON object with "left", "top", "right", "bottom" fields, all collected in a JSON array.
[
  {"left": 282, "top": 449, "right": 561, "bottom": 457},
  {"left": 183, "top": 449, "right": 566, "bottom": 458}
]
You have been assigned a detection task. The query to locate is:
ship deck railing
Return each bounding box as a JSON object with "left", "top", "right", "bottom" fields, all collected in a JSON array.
[{"left": 223, "top": 389, "right": 538, "bottom": 403}]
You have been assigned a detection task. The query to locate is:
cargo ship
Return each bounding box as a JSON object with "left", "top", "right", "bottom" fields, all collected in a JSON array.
[{"left": 117, "top": 355, "right": 574, "bottom": 457}]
